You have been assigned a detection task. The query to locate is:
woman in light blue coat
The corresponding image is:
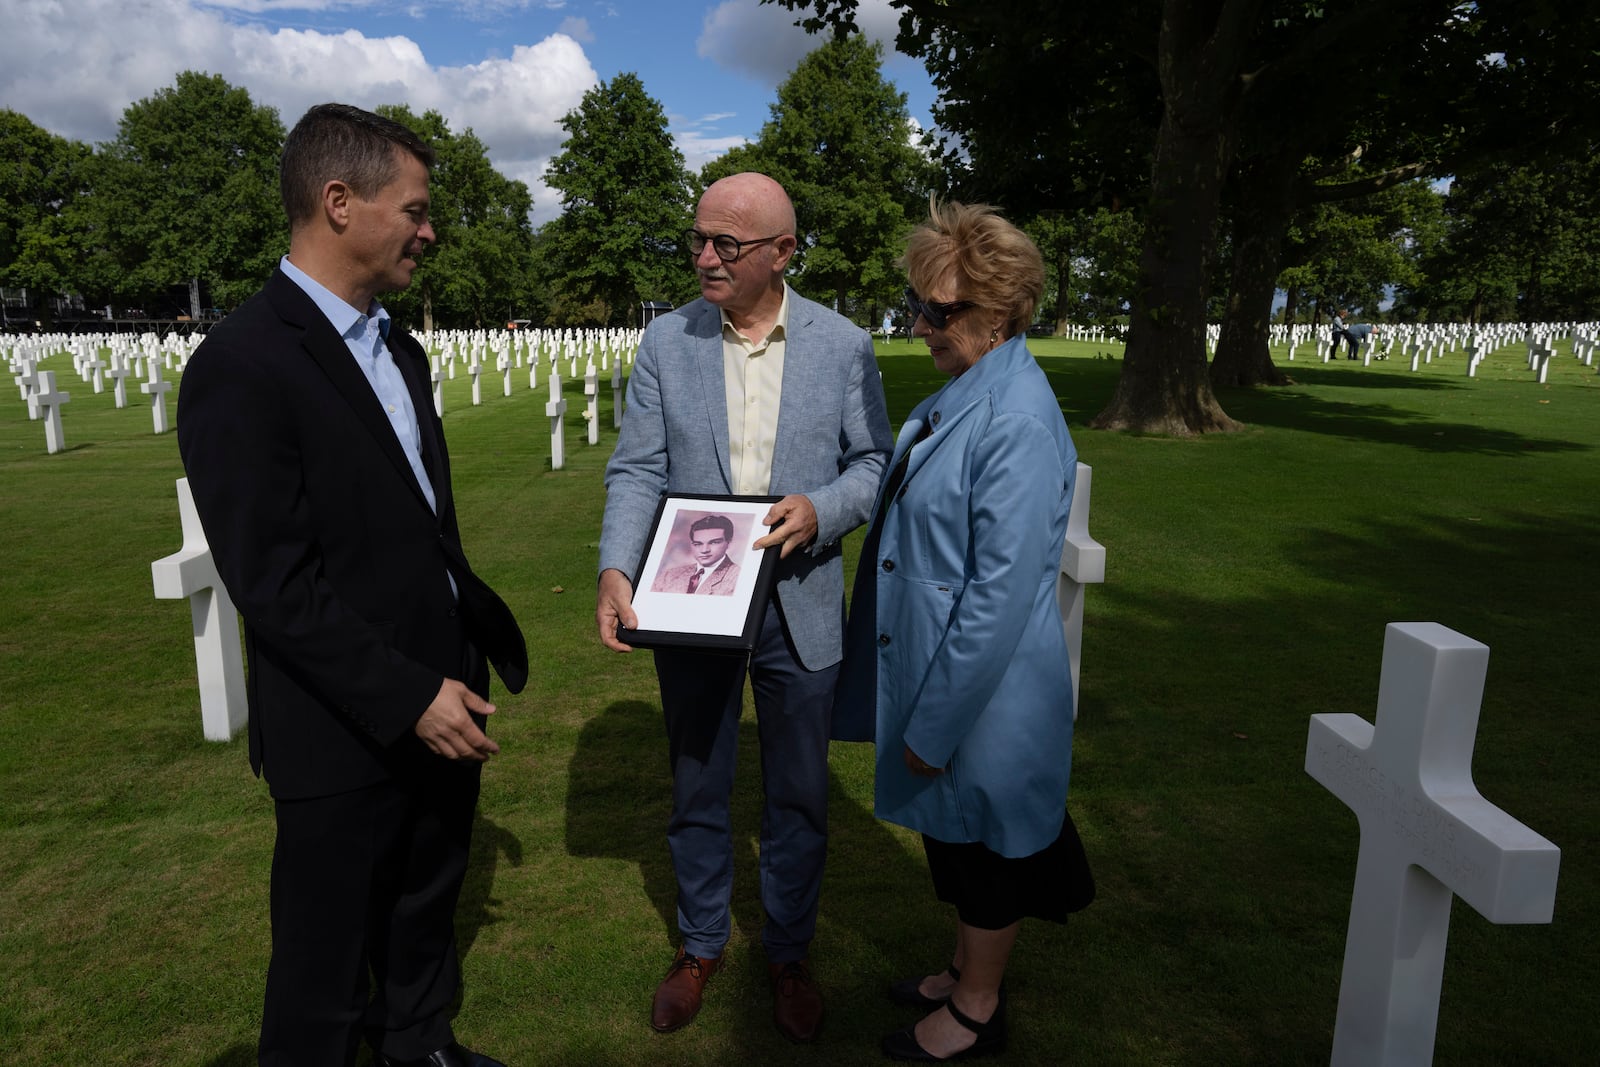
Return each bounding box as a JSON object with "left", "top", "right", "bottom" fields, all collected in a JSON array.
[{"left": 837, "top": 201, "right": 1094, "bottom": 1063}]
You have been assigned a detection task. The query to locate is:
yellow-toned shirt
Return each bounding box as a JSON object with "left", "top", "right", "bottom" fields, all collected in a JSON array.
[{"left": 721, "top": 285, "right": 790, "bottom": 495}]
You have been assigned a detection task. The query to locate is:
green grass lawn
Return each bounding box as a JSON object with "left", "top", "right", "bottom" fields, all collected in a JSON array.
[{"left": 2, "top": 332, "right": 1596, "bottom": 1065}]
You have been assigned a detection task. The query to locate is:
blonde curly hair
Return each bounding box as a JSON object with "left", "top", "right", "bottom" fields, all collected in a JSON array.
[{"left": 901, "top": 197, "right": 1045, "bottom": 340}]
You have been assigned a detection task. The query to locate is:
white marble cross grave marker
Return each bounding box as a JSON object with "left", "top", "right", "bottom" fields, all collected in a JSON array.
[
  {"left": 584, "top": 361, "right": 599, "bottom": 445},
  {"left": 151, "top": 477, "right": 248, "bottom": 741},
  {"left": 141, "top": 359, "right": 173, "bottom": 434},
  {"left": 1305, "top": 622, "right": 1560, "bottom": 1067},
  {"left": 611, "top": 354, "right": 625, "bottom": 428},
  {"left": 545, "top": 366, "right": 568, "bottom": 470},
  {"left": 34, "top": 370, "right": 71, "bottom": 454},
  {"left": 14, "top": 357, "right": 40, "bottom": 417},
  {"left": 1056, "top": 462, "right": 1105, "bottom": 720},
  {"left": 85, "top": 348, "right": 108, "bottom": 393},
  {"left": 1529, "top": 340, "right": 1554, "bottom": 384},
  {"left": 107, "top": 354, "right": 134, "bottom": 408}
]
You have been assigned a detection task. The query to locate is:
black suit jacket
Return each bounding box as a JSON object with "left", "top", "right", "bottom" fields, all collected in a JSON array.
[{"left": 177, "top": 268, "right": 527, "bottom": 799}]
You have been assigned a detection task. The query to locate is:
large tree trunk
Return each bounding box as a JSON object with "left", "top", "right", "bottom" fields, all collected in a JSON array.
[
  {"left": 1055, "top": 241, "right": 1072, "bottom": 336},
  {"left": 1210, "top": 152, "right": 1297, "bottom": 388},
  {"left": 1092, "top": 0, "right": 1251, "bottom": 434}
]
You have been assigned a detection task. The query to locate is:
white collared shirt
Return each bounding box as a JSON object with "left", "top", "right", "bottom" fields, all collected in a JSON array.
[{"left": 721, "top": 285, "right": 790, "bottom": 495}]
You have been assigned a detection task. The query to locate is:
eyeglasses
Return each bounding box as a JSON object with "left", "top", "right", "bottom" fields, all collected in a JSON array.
[
  {"left": 685, "top": 229, "right": 785, "bottom": 262},
  {"left": 905, "top": 288, "right": 977, "bottom": 330}
]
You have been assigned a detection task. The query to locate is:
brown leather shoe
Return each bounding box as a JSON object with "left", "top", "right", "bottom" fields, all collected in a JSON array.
[
  {"left": 770, "top": 958, "right": 823, "bottom": 1043},
  {"left": 650, "top": 947, "right": 721, "bottom": 1033}
]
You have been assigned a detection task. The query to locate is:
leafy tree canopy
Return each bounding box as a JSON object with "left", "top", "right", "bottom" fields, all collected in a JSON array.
[
  {"left": 95, "top": 71, "right": 285, "bottom": 311},
  {"left": 703, "top": 34, "right": 933, "bottom": 320},
  {"left": 377, "top": 105, "right": 536, "bottom": 331},
  {"left": 538, "top": 72, "right": 697, "bottom": 327}
]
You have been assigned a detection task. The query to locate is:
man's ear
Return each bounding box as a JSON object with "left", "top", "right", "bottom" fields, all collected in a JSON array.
[
  {"left": 772, "top": 234, "right": 798, "bottom": 273},
  {"left": 323, "top": 179, "right": 352, "bottom": 228}
]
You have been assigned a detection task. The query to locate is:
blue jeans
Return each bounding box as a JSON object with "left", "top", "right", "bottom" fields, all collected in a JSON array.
[{"left": 654, "top": 598, "right": 837, "bottom": 963}]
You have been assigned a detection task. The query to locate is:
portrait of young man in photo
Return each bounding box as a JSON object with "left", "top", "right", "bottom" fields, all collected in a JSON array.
[{"left": 650, "top": 513, "right": 742, "bottom": 596}]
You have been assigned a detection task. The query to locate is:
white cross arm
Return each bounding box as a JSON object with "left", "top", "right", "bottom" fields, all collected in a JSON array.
[
  {"left": 1305, "top": 622, "right": 1561, "bottom": 926},
  {"left": 1056, "top": 462, "right": 1106, "bottom": 719},
  {"left": 152, "top": 478, "right": 222, "bottom": 598},
  {"left": 1060, "top": 462, "right": 1106, "bottom": 584},
  {"left": 151, "top": 477, "right": 247, "bottom": 742},
  {"left": 1306, "top": 713, "right": 1560, "bottom": 924}
]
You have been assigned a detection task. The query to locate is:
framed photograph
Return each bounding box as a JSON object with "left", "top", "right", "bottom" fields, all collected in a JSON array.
[{"left": 618, "top": 493, "right": 782, "bottom": 654}]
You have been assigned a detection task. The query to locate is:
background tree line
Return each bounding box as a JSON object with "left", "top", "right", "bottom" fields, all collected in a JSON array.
[{"left": 4, "top": 10, "right": 1597, "bottom": 433}]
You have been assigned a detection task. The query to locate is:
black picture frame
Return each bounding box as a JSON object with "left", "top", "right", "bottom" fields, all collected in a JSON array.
[{"left": 617, "top": 493, "right": 782, "bottom": 654}]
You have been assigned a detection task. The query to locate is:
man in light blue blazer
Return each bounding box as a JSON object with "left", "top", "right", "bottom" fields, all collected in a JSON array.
[{"left": 596, "top": 173, "right": 892, "bottom": 1042}]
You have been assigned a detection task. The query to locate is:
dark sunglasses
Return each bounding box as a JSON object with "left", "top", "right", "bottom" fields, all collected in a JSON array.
[
  {"left": 905, "top": 287, "right": 977, "bottom": 329},
  {"left": 685, "top": 229, "right": 785, "bottom": 262}
]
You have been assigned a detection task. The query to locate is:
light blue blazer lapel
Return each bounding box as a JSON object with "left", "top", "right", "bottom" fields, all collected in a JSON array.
[
  {"left": 690, "top": 302, "right": 734, "bottom": 491},
  {"left": 868, "top": 413, "right": 929, "bottom": 522},
  {"left": 898, "top": 384, "right": 986, "bottom": 491},
  {"left": 769, "top": 291, "right": 812, "bottom": 493}
]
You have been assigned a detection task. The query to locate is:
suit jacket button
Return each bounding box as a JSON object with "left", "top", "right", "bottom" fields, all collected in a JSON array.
[
  {"left": 448, "top": 607, "right": 459, "bottom": 617},
  {"left": 878, "top": 633, "right": 891, "bottom": 647},
  {"left": 882, "top": 559, "right": 894, "bottom": 572}
]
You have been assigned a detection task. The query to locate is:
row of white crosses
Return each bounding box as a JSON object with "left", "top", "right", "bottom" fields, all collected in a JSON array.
[
  {"left": 1062, "top": 323, "right": 1116, "bottom": 345},
  {"left": 414, "top": 327, "right": 641, "bottom": 470},
  {"left": 1274, "top": 320, "right": 1600, "bottom": 379},
  {"left": 6, "top": 332, "right": 190, "bottom": 453}
]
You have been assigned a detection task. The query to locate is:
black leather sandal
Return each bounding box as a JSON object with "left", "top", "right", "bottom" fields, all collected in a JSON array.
[
  {"left": 887, "top": 964, "right": 960, "bottom": 1008},
  {"left": 880, "top": 990, "right": 1007, "bottom": 1062}
]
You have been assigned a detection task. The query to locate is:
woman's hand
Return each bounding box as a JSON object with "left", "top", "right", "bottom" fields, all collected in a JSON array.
[{"left": 904, "top": 744, "right": 944, "bottom": 777}]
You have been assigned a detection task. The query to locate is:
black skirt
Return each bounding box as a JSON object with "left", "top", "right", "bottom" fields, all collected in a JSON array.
[{"left": 922, "top": 808, "right": 1096, "bottom": 930}]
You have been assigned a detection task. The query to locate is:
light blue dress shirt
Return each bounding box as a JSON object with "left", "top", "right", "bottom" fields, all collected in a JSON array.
[{"left": 279, "top": 256, "right": 438, "bottom": 514}]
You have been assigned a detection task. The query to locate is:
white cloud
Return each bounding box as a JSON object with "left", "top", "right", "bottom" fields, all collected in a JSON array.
[
  {"left": 558, "top": 16, "right": 595, "bottom": 43},
  {"left": 696, "top": 0, "right": 905, "bottom": 85},
  {"left": 683, "top": 0, "right": 916, "bottom": 175},
  {"left": 1, "top": 0, "right": 596, "bottom": 224},
  {"left": 669, "top": 111, "right": 754, "bottom": 176}
]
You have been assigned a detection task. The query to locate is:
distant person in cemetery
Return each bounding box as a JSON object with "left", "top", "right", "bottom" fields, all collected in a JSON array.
[
  {"left": 596, "top": 171, "right": 893, "bottom": 1042},
  {"left": 835, "top": 199, "right": 1095, "bottom": 1063},
  {"left": 1343, "top": 321, "right": 1379, "bottom": 360},
  {"left": 176, "top": 102, "right": 527, "bottom": 1067},
  {"left": 650, "top": 513, "right": 743, "bottom": 595},
  {"left": 1329, "top": 307, "right": 1350, "bottom": 357}
]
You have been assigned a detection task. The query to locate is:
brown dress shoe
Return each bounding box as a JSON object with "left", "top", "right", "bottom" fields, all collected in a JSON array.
[
  {"left": 769, "top": 958, "right": 824, "bottom": 1043},
  {"left": 651, "top": 947, "right": 721, "bottom": 1033}
]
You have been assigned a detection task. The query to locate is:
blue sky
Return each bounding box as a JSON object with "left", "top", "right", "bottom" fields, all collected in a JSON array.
[{"left": 3, "top": 0, "right": 937, "bottom": 224}]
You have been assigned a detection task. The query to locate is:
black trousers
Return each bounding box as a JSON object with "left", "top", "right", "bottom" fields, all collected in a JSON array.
[{"left": 258, "top": 762, "right": 482, "bottom": 1066}]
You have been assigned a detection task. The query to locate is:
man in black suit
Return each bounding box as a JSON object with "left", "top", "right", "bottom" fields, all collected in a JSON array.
[{"left": 177, "top": 103, "right": 526, "bottom": 1067}]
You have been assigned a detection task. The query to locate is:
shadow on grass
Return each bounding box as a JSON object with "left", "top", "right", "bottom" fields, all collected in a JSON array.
[
  {"left": 459, "top": 812, "right": 525, "bottom": 962},
  {"left": 201, "top": 1046, "right": 254, "bottom": 1067},
  {"left": 1273, "top": 363, "right": 1463, "bottom": 390},
  {"left": 561, "top": 697, "right": 976, "bottom": 1049},
  {"left": 1217, "top": 388, "right": 1592, "bottom": 456},
  {"left": 563, "top": 699, "right": 677, "bottom": 935},
  {"left": 1058, "top": 504, "right": 1599, "bottom": 1062}
]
